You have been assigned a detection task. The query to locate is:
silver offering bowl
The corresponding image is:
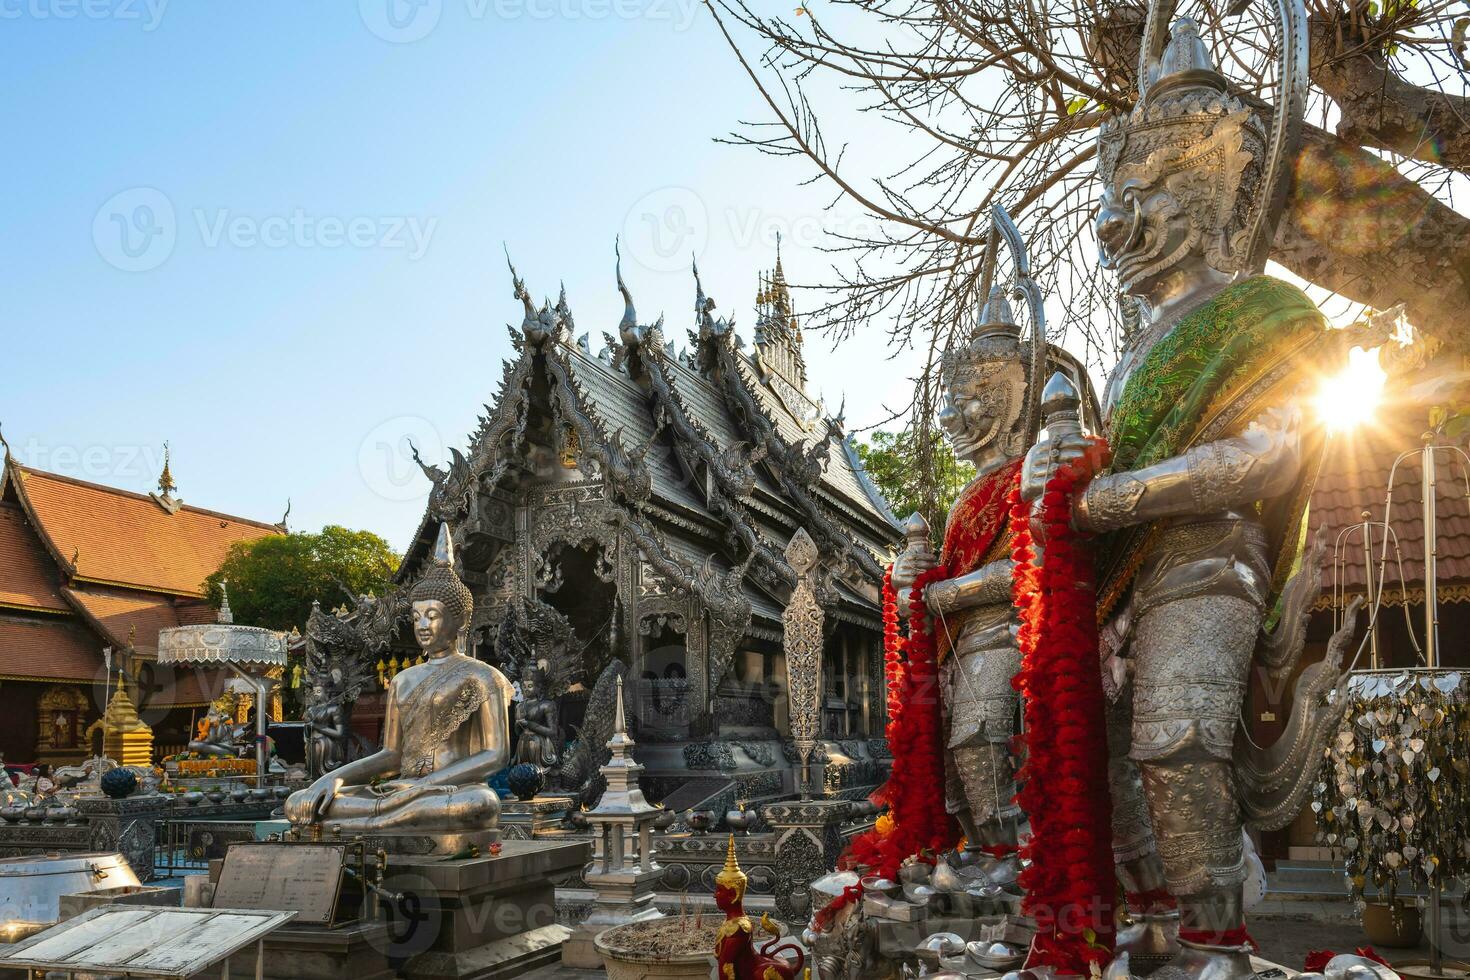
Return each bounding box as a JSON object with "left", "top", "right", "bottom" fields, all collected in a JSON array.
[{"left": 724, "top": 809, "right": 754, "bottom": 834}]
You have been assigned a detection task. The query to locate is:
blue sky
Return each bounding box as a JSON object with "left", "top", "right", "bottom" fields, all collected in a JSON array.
[{"left": 1, "top": 0, "right": 919, "bottom": 551}]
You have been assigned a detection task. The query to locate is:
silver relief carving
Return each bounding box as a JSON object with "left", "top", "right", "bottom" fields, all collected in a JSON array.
[{"left": 783, "top": 528, "right": 824, "bottom": 798}]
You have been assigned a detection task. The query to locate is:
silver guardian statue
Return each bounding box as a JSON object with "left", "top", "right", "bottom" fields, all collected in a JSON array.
[
  {"left": 1022, "top": 2, "right": 1361, "bottom": 977},
  {"left": 893, "top": 206, "right": 1098, "bottom": 892}
]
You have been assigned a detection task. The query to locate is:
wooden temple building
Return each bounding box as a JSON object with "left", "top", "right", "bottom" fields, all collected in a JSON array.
[
  {"left": 0, "top": 447, "right": 283, "bottom": 767},
  {"left": 395, "top": 255, "right": 902, "bottom": 805}
]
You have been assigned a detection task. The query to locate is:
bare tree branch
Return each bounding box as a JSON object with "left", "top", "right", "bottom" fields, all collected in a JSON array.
[{"left": 1309, "top": 15, "right": 1470, "bottom": 172}]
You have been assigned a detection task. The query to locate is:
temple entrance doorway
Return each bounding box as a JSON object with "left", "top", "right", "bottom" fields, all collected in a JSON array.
[
  {"left": 538, "top": 541, "right": 617, "bottom": 737},
  {"left": 635, "top": 615, "right": 690, "bottom": 739}
]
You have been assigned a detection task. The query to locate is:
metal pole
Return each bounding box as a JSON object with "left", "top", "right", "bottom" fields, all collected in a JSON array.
[
  {"left": 225, "top": 663, "right": 270, "bottom": 786},
  {"left": 1423, "top": 440, "right": 1439, "bottom": 670},
  {"left": 102, "top": 647, "right": 113, "bottom": 717},
  {"left": 1361, "top": 514, "right": 1380, "bottom": 669},
  {"left": 256, "top": 676, "right": 269, "bottom": 786},
  {"left": 1421, "top": 440, "right": 1443, "bottom": 974}
]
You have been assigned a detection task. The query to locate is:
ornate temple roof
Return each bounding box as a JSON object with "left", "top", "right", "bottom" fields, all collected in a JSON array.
[
  {"left": 0, "top": 454, "right": 281, "bottom": 699},
  {"left": 0, "top": 617, "right": 104, "bottom": 683},
  {"left": 565, "top": 318, "right": 899, "bottom": 547},
  {"left": 5, "top": 462, "right": 282, "bottom": 598},
  {"left": 398, "top": 257, "right": 902, "bottom": 664},
  {"left": 0, "top": 500, "right": 68, "bottom": 614}
]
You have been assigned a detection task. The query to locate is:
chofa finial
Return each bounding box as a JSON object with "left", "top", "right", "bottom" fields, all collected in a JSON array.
[{"left": 157, "top": 441, "right": 177, "bottom": 497}]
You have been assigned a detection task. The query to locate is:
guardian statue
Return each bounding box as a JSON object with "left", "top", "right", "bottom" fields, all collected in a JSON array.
[{"left": 1023, "top": 7, "right": 1361, "bottom": 977}]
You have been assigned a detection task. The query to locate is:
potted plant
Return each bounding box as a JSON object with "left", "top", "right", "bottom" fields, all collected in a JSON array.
[
  {"left": 1360, "top": 898, "right": 1421, "bottom": 947},
  {"left": 593, "top": 916, "right": 720, "bottom": 980}
]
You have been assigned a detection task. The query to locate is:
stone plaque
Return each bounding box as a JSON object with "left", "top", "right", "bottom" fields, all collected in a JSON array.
[{"left": 213, "top": 843, "right": 347, "bottom": 926}]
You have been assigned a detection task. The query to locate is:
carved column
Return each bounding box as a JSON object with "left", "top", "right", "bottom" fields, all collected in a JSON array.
[
  {"left": 782, "top": 528, "right": 824, "bottom": 800},
  {"left": 79, "top": 795, "right": 165, "bottom": 882},
  {"left": 760, "top": 800, "right": 851, "bottom": 922}
]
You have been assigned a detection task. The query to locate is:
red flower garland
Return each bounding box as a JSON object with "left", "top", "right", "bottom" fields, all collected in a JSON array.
[
  {"left": 1010, "top": 454, "right": 1118, "bottom": 974},
  {"left": 845, "top": 566, "right": 957, "bottom": 880},
  {"left": 820, "top": 462, "right": 1023, "bottom": 930}
]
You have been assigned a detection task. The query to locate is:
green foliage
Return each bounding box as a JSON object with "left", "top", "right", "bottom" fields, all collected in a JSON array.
[
  {"left": 202, "top": 525, "right": 400, "bottom": 633},
  {"left": 855, "top": 430, "right": 975, "bottom": 545}
]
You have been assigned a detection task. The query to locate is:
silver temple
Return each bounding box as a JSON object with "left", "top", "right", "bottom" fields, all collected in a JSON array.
[{"left": 389, "top": 249, "right": 901, "bottom": 809}]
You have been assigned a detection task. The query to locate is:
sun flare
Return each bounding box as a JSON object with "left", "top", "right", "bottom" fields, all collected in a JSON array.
[{"left": 1316, "top": 346, "right": 1387, "bottom": 433}]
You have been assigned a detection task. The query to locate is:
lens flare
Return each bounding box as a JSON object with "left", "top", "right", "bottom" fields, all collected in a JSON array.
[{"left": 1316, "top": 346, "right": 1386, "bottom": 432}]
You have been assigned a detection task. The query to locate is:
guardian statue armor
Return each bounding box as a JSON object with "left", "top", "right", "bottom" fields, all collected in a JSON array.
[{"left": 1023, "top": 4, "right": 1362, "bottom": 976}]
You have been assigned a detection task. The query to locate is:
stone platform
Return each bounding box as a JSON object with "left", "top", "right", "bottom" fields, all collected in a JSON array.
[
  {"left": 499, "top": 797, "right": 574, "bottom": 841},
  {"left": 384, "top": 838, "right": 591, "bottom": 980}
]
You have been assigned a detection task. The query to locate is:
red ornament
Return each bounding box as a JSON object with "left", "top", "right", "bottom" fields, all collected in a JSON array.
[{"left": 713, "top": 836, "right": 805, "bottom": 980}]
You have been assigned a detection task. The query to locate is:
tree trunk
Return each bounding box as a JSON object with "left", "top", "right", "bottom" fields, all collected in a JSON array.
[{"left": 1272, "top": 125, "right": 1470, "bottom": 350}]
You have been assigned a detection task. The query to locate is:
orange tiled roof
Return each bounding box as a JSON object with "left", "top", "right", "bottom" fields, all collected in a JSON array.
[
  {"left": 147, "top": 663, "right": 231, "bottom": 708},
  {"left": 0, "top": 616, "right": 105, "bottom": 683},
  {"left": 1307, "top": 401, "right": 1470, "bottom": 598},
  {"left": 0, "top": 502, "right": 68, "bottom": 613},
  {"left": 8, "top": 463, "right": 281, "bottom": 597},
  {"left": 62, "top": 585, "right": 184, "bottom": 654}
]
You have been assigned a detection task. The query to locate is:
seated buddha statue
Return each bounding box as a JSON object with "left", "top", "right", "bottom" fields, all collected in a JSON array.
[{"left": 284, "top": 524, "right": 511, "bottom": 836}]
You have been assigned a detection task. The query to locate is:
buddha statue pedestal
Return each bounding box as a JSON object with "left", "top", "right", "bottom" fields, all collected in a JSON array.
[
  {"left": 384, "top": 838, "right": 591, "bottom": 980},
  {"left": 496, "top": 796, "right": 574, "bottom": 842},
  {"left": 291, "top": 825, "right": 503, "bottom": 858}
]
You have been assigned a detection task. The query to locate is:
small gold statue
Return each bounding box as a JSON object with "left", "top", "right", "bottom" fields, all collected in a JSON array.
[{"left": 284, "top": 524, "right": 511, "bottom": 836}]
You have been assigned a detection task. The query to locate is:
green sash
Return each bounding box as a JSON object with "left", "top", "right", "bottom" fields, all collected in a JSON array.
[{"left": 1097, "top": 276, "right": 1329, "bottom": 618}]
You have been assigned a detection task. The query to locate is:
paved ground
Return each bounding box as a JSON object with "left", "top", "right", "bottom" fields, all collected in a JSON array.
[
  {"left": 1252, "top": 904, "right": 1469, "bottom": 974},
  {"left": 1251, "top": 915, "right": 1431, "bottom": 972},
  {"left": 521, "top": 966, "right": 605, "bottom": 979},
  {"left": 519, "top": 906, "right": 1469, "bottom": 978}
]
